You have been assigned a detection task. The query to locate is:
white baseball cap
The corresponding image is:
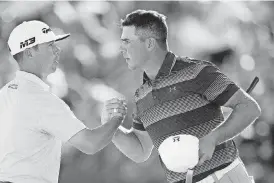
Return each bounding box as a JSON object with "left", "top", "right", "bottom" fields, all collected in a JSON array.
[
  {"left": 8, "top": 20, "right": 70, "bottom": 55},
  {"left": 158, "top": 134, "right": 199, "bottom": 183},
  {"left": 158, "top": 134, "right": 199, "bottom": 173}
]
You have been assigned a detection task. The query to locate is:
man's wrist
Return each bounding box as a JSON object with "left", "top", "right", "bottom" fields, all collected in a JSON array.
[
  {"left": 113, "top": 126, "right": 121, "bottom": 139},
  {"left": 111, "top": 116, "right": 124, "bottom": 125},
  {"left": 113, "top": 125, "right": 128, "bottom": 139},
  {"left": 102, "top": 117, "right": 123, "bottom": 133},
  {"left": 209, "top": 129, "right": 222, "bottom": 145}
]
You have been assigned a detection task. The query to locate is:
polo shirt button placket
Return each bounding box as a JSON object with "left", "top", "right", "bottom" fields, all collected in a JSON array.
[
  {"left": 151, "top": 81, "right": 157, "bottom": 102},
  {"left": 152, "top": 95, "right": 158, "bottom": 105}
]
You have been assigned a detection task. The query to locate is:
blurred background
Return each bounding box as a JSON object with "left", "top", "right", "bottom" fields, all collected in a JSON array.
[{"left": 0, "top": 1, "right": 273, "bottom": 183}]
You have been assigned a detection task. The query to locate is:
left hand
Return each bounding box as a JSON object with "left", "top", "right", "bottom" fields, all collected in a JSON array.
[
  {"left": 101, "top": 98, "right": 127, "bottom": 124},
  {"left": 197, "top": 134, "right": 218, "bottom": 166}
]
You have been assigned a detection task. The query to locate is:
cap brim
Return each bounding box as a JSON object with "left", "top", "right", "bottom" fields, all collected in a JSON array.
[{"left": 54, "top": 33, "right": 70, "bottom": 42}]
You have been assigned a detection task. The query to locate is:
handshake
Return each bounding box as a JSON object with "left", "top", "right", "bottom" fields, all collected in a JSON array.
[{"left": 101, "top": 98, "right": 128, "bottom": 125}]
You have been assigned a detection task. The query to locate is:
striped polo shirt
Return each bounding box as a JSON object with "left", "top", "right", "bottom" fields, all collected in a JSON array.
[{"left": 132, "top": 51, "right": 240, "bottom": 183}]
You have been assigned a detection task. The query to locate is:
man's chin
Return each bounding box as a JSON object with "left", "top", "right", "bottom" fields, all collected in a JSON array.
[
  {"left": 51, "top": 66, "right": 57, "bottom": 73},
  {"left": 128, "top": 64, "right": 136, "bottom": 70},
  {"left": 47, "top": 66, "right": 57, "bottom": 76}
]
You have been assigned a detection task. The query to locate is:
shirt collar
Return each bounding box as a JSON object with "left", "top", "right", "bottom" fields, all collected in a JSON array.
[
  {"left": 15, "top": 70, "right": 50, "bottom": 90},
  {"left": 143, "top": 51, "right": 176, "bottom": 84}
]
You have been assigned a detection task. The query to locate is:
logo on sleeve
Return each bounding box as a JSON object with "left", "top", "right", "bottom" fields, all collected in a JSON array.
[{"left": 8, "top": 84, "right": 18, "bottom": 89}]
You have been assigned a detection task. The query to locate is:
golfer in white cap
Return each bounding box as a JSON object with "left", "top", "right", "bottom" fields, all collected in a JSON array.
[{"left": 0, "top": 20, "right": 127, "bottom": 183}]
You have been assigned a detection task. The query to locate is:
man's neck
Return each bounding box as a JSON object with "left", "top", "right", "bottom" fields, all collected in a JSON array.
[
  {"left": 19, "top": 68, "right": 45, "bottom": 81},
  {"left": 143, "top": 50, "right": 168, "bottom": 80}
]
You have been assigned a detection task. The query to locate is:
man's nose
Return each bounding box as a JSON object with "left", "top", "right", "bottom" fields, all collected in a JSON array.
[{"left": 119, "top": 44, "right": 126, "bottom": 54}]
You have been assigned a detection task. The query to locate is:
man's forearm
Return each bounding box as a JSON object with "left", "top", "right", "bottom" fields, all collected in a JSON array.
[
  {"left": 211, "top": 102, "right": 261, "bottom": 145},
  {"left": 88, "top": 117, "right": 122, "bottom": 154},
  {"left": 112, "top": 126, "right": 146, "bottom": 163}
]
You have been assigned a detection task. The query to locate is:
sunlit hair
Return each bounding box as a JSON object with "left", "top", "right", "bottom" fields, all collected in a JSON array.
[{"left": 121, "top": 9, "right": 168, "bottom": 49}]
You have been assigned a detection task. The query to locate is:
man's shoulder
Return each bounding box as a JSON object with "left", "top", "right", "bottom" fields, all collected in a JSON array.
[
  {"left": 12, "top": 80, "right": 62, "bottom": 106},
  {"left": 30, "top": 91, "right": 71, "bottom": 117},
  {"left": 172, "top": 56, "right": 218, "bottom": 72},
  {"left": 3, "top": 78, "right": 44, "bottom": 94},
  {"left": 0, "top": 79, "right": 22, "bottom": 96},
  {"left": 38, "top": 91, "right": 66, "bottom": 106}
]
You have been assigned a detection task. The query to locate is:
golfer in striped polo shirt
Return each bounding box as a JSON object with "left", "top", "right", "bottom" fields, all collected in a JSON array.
[{"left": 103, "top": 10, "right": 261, "bottom": 183}]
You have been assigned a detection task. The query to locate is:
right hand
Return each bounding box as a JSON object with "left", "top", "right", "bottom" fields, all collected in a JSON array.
[{"left": 101, "top": 98, "right": 127, "bottom": 124}]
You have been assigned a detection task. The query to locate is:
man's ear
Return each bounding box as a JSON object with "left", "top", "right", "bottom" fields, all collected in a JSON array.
[
  {"left": 145, "top": 38, "right": 156, "bottom": 51},
  {"left": 25, "top": 48, "right": 33, "bottom": 59}
]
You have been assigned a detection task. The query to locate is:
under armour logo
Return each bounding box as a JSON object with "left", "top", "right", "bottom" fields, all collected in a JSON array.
[
  {"left": 42, "top": 28, "right": 52, "bottom": 34},
  {"left": 173, "top": 136, "right": 180, "bottom": 142},
  {"left": 169, "top": 86, "right": 176, "bottom": 92}
]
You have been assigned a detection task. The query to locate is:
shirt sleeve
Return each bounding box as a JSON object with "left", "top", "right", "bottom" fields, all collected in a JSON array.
[
  {"left": 131, "top": 106, "right": 146, "bottom": 131},
  {"left": 39, "top": 93, "right": 87, "bottom": 142},
  {"left": 197, "top": 62, "right": 240, "bottom": 106}
]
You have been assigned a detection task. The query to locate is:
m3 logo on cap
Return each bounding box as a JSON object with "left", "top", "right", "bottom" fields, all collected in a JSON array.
[
  {"left": 20, "top": 37, "right": 36, "bottom": 49},
  {"left": 42, "top": 28, "right": 52, "bottom": 34}
]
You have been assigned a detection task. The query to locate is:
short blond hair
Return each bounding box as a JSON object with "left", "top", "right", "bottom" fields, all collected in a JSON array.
[{"left": 121, "top": 9, "right": 168, "bottom": 48}]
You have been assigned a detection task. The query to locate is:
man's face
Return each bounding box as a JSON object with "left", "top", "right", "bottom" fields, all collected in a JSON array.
[
  {"left": 120, "top": 26, "right": 148, "bottom": 70},
  {"left": 35, "top": 41, "right": 61, "bottom": 76}
]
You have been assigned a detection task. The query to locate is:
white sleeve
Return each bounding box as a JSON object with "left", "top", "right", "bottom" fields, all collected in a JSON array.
[{"left": 39, "top": 93, "right": 87, "bottom": 142}]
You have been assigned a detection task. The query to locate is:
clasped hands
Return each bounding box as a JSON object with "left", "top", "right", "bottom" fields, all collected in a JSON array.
[{"left": 101, "top": 98, "right": 127, "bottom": 125}]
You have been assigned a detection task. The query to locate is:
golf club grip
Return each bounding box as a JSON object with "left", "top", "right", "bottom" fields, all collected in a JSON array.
[{"left": 246, "top": 77, "right": 259, "bottom": 94}]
